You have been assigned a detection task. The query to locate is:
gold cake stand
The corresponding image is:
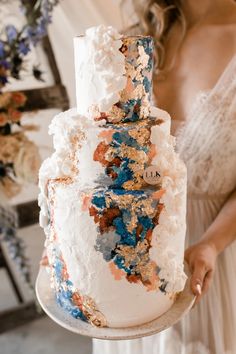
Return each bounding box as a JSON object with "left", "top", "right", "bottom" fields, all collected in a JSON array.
[{"left": 35, "top": 265, "right": 195, "bottom": 340}]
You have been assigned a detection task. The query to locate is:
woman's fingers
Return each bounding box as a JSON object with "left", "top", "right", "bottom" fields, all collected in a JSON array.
[
  {"left": 191, "top": 265, "right": 214, "bottom": 307},
  {"left": 202, "top": 270, "right": 214, "bottom": 295},
  {"left": 185, "top": 241, "right": 217, "bottom": 307},
  {"left": 190, "top": 260, "right": 206, "bottom": 296}
]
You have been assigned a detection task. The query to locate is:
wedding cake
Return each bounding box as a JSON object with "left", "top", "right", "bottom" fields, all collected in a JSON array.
[{"left": 38, "top": 25, "right": 187, "bottom": 328}]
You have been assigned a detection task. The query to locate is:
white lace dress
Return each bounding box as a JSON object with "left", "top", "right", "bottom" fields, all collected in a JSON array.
[{"left": 93, "top": 54, "right": 236, "bottom": 354}]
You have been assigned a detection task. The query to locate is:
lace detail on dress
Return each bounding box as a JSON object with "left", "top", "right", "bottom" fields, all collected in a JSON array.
[
  {"left": 188, "top": 90, "right": 211, "bottom": 117},
  {"left": 176, "top": 55, "right": 236, "bottom": 196}
]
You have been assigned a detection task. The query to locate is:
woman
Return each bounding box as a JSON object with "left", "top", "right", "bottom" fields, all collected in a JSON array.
[{"left": 93, "top": 0, "right": 236, "bottom": 353}]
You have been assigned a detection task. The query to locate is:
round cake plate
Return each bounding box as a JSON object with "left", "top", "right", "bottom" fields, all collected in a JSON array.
[{"left": 35, "top": 265, "right": 195, "bottom": 340}]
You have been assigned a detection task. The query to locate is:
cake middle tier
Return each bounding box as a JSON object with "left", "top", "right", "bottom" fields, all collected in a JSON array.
[{"left": 46, "top": 107, "right": 178, "bottom": 190}]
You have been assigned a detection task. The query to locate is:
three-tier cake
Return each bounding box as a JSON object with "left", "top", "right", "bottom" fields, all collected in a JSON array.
[{"left": 38, "top": 25, "right": 187, "bottom": 328}]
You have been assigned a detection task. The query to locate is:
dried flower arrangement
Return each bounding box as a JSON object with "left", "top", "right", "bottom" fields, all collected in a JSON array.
[
  {"left": 0, "top": 90, "right": 42, "bottom": 197},
  {"left": 0, "top": 0, "right": 59, "bottom": 198},
  {"left": 0, "top": 0, "right": 59, "bottom": 86}
]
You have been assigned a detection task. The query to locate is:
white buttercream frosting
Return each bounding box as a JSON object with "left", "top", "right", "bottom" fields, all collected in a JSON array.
[
  {"left": 149, "top": 107, "right": 187, "bottom": 292},
  {"left": 74, "top": 25, "right": 126, "bottom": 117},
  {"left": 38, "top": 108, "right": 81, "bottom": 228}
]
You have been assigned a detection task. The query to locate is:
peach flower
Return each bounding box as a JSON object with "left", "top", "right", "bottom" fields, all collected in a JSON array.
[
  {"left": 0, "top": 134, "right": 20, "bottom": 163},
  {"left": 14, "top": 138, "right": 41, "bottom": 183},
  {"left": 11, "top": 92, "right": 27, "bottom": 107},
  {"left": 0, "top": 92, "right": 11, "bottom": 108},
  {"left": 0, "top": 112, "right": 8, "bottom": 127},
  {"left": 8, "top": 107, "right": 22, "bottom": 123}
]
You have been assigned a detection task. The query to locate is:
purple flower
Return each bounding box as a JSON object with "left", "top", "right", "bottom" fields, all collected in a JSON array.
[
  {"left": 0, "top": 76, "right": 8, "bottom": 87},
  {"left": 5, "top": 25, "right": 18, "bottom": 44},
  {"left": 0, "top": 0, "right": 59, "bottom": 84},
  {"left": 23, "top": 26, "right": 37, "bottom": 46},
  {"left": 0, "top": 42, "right": 4, "bottom": 58},
  {"left": 18, "top": 40, "right": 30, "bottom": 55},
  {"left": 41, "top": 0, "right": 53, "bottom": 23},
  {"left": 36, "top": 18, "right": 48, "bottom": 38},
  {"left": 0, "top": 60, "right": 10, "bottom": 70}
]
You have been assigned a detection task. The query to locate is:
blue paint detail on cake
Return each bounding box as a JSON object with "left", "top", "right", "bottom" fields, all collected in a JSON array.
[
  {"left": 55, "top": 259, "right": 63, "bottom": 279},
  {"left": 56, "top": 293, "right": 87, "bottom": 321},
  {"left": 91, "top": 188, "right": 163, "bottom": 290},
  {"left": 92, "top": 195, "right": 106, "bottom": 209},
  {"left": 110, "top": 163, "right": 134, "bottom": 189},
  {"left": 52, "top": 253, "right": 89, "bottom": 323},
  {"left": 139, "top": 37, "right": 154, "bottom": 72},
  {"left": 113, "top": 217, "right": 137, "bottom": 246},
  {"left": 94, "top": 126, "right": 152, "bottom": 189},
  {"left": 143, "top": 76, "right": 151, "bottom": 94},
  {"left": 111, "top": 36, "right": 154, "bottom": 123},
  {"left": 66, "top": 279, "right": 73, "bottom": 286},
  {"left": 94, "top": 232, "right": 121, "bottom": 261},
  {"left": 111, "top": 130, "right": 140, "bottom": 150},
  {"left": 114, "top": 254, "right": 132, "bottom": 274}
]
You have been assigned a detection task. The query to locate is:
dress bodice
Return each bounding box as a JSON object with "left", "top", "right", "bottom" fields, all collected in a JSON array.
[{"left": 174, "top": 54, "right": 236, "bottom": 197}]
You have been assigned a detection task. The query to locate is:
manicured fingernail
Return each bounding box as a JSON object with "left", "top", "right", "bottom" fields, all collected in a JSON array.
[{"left": 196, "top": 283, "right": 202, "bottom": 295}]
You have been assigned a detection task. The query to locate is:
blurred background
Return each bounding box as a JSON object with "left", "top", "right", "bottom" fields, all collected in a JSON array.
[{"left": 0, "top": 1, "right": 134, "bottom": 353}]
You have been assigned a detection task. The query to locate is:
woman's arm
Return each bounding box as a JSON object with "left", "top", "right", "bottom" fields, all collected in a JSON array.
[
  {"left": 202, "top": 189, "right": 236, "bottom": 253},
  {"left": 185, "top": 189, "right": 236, "bottom": 305}
]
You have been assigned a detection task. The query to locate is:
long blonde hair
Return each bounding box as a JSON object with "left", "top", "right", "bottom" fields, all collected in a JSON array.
[{"left": 128, "top": 0, "right": 186, "bottom": 72}]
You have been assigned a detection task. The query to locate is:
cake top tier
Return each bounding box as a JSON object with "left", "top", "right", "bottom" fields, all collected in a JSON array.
[{"left": 74, "top": 25, "right": 154, "bottom": 124}]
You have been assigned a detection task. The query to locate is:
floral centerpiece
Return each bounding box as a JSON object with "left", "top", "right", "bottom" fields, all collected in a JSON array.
[
  {"left": 0, "top": 0, "right": 59, "bottom": 197},
  {"left": 0, "top": 92, "right": 41, "bottom": 197},
  {"left": 0, "top": 0, "right": 59, "bottom": 86}
]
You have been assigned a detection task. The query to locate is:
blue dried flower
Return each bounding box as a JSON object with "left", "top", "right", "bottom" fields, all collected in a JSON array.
[
  {"left": 41, "top": 0, "right": 53, "bottom": 23},
  {"left": 18, "top": 40, "right": 30, "bottom": 55},
  {"left": 0, "top": 0, "right": 58, "bottom": 87},
  {"left": 0, "top": 59, "right": 10, "bottom": 69},
  {"left": 5, "top": 25, "right": 18, "bottom": 44},
  {"left": 36, "top": 18, "right": 47, "bottom": 38},
  {"left": 23, "top": 26, "right": 37, "bottom": 46},
  {"left": 0, "top": 42, "right": 4, "bottom": 58}
]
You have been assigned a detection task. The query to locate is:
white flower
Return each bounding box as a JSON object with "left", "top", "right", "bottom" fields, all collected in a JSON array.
[{"left": 14, "top": 138, "right": 41, "bottom": 184}]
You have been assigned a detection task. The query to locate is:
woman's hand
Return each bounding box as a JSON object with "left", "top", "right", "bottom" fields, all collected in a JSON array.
[{"left": 184, "top": 241, "right": 218, "bottom": 306}]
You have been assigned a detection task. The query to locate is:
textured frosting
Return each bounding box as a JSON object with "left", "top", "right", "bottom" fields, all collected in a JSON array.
[
  {"left": 38, "top": 106, "right": 187, "bottom": 326},
  {"left": 74, "top": 25, "right": 126, "bottom": 117},
  {"left": 74, "top": 25, "right": 154, "bottom": 123},
  {"left": 46, "top": 181, "right": 176, "bottom": 327},
  {"left": 45, "top": 107, "right": 167, "bottom": 190},
  {"left": 38, "top": 25, "right": 187, "bottom": 328},
  {"left": 38, "top": 106, "right": 171, "bottom": 225}
]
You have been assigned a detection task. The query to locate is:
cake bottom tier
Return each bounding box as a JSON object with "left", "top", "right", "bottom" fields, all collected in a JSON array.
[{"left": 46, "top": 180, "right": 184, "bottom": 328}]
